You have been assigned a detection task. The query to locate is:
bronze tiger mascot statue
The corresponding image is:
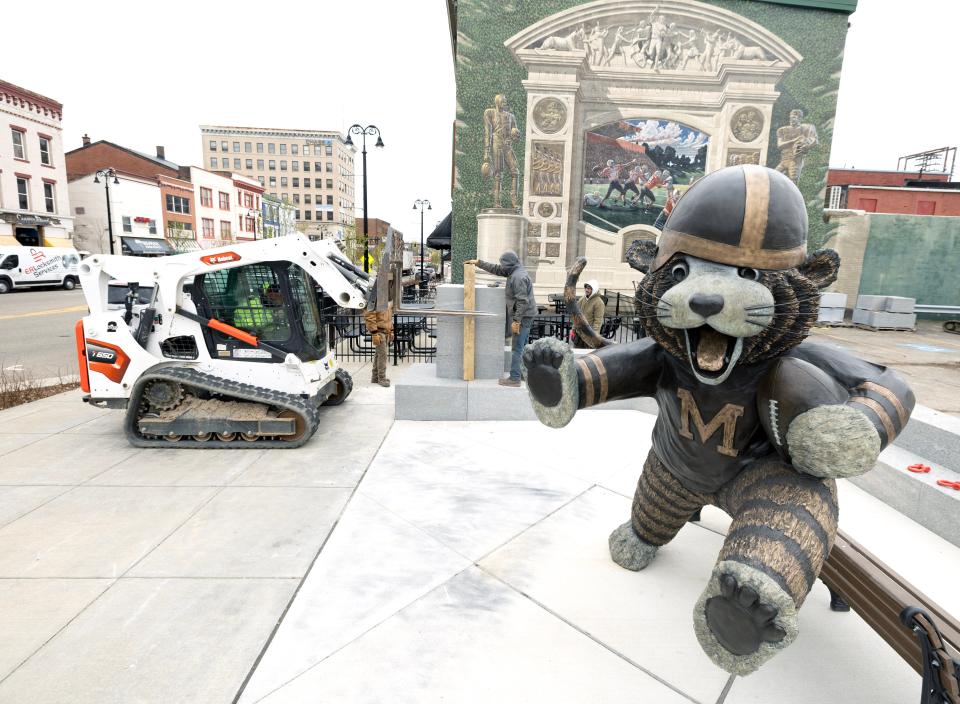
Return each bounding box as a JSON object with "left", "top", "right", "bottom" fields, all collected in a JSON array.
[{"left": 523, "top": 165, "right": 914, "bottom": 675}]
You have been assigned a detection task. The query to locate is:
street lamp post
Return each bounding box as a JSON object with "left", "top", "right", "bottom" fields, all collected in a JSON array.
[
  {"left": 412, "top": 199, "right": 432, "bottom": 284},
  {"left": 93, "top": 168, "right": 120, "bottom": 255},
  {"left": 247, "top": 209, "right": 259, "bottom": 240},
  {"left": 344, "top": 125, "right": 383, "bottom": 273}
]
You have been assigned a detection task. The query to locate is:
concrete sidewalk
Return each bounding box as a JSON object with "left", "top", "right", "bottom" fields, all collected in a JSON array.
[
  {"left": 0, "top": 360, "right": 957, "bottom": 703},
  {"left": 0, "top": 361, "right": 394, "bottom": 703}
]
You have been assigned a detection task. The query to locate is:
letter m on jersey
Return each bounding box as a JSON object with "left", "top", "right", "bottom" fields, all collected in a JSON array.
[{"left": 676, "top": 388, "right": 745, "bottom": 458}]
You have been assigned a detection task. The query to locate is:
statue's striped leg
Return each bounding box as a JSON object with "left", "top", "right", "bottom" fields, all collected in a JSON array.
[{"left": 695, "top": 457, "right": 839, "bottom": 675}]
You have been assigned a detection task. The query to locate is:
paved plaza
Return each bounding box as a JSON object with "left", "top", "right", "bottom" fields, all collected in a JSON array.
[{"left": 0, "top": 357, "right": 957, "bottom": 703}]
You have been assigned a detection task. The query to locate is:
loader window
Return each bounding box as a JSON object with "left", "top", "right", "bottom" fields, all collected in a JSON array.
[
  {"left": 200, "top": 264, "right": 291, "bottom": 343},
  {"left": 287, "top": 264, "right": 326, "bottom": 357}
]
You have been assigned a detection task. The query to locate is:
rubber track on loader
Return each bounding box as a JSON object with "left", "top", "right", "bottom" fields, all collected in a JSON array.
[{"left": 125, "top": 366, "right": 336, "bottom": 449}]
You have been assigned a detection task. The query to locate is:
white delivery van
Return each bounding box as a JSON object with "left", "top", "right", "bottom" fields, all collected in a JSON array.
[{"left": 0, "top": 246, "right": 82, "bottom": 294}]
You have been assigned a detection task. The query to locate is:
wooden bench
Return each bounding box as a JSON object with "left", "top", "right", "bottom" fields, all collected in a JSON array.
[{"left": 821, "top": 530, "right": 960, "bottom": 703}]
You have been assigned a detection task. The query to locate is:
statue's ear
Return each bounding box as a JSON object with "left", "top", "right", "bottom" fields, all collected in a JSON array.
[
  {"left": 626, "top": 239, "right": 659, "bottom": 274},
  {"left": 797, "top": 248, "right": 840, "bottom": 289}
]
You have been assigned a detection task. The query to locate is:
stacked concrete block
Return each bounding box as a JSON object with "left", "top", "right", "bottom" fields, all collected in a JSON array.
[
  {"left": 852, "top": 295, "right": 917, "bottom": 330},
  {"left": 817, "top": 292, "right": 847, "bottom": 323},
  {"left": 435, "top": 284, "right": 506, "bottom": 380}
]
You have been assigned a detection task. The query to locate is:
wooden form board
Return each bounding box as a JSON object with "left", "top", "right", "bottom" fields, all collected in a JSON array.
[{"left": 463, "top": 263, "right": 476, "bottom": 381}]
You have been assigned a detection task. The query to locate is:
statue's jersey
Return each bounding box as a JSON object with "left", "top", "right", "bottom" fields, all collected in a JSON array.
[{"left": 576, "top": 338, "right": 913, "bottom": 493}]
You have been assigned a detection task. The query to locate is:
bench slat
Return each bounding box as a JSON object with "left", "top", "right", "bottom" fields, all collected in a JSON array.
[{"left": 822, "top": 530, "right": 960, "bottom": 676}]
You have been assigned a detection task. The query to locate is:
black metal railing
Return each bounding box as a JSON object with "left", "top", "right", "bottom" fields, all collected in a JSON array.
[{"left": 322, "top": 310, "right": 438, "bottom": 365}]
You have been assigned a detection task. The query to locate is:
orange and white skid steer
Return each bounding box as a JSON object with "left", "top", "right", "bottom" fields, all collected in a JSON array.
[{"left": 74, "top": 235, "right": 369, "bottom": 448}]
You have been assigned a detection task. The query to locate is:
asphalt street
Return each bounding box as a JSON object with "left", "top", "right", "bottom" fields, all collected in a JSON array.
[{"left": 0, "top": 287, "right": 86, "bottom": 380}]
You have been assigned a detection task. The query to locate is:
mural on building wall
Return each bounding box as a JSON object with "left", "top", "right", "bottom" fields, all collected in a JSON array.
[
  {"left": 481, "top": 94, "right": 522, "bottom": 210},
  {"left": 773, "top": 109, "right": 819, "bottom": 183},
  {"left": 582, "top": 118, "right": 707, "bottom": 233},
  {"left": 454, "top": 0, "right": 852, "bottom": 284}
]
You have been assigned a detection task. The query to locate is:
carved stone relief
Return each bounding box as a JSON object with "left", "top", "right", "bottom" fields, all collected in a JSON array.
[
  {"left": 726, "top": 149, "right": 761, "bottom": 166},
  {"left": 531, "top": 141, "right": 564, "bottom": 196},
  {"left": 527, "top": 240, "right": 542, "bottom": 257},
  {"left": 533, "top": 97, "right": 568, "bottom": 134},
  {"left": 537, "top": 202, "right": 555, "bottom": 218},
  {"left": 531, "top": 12, "right": 775, "bottom": 72},
  {"left": 730, "top": 107, "right": 764, "bottom": 143},
  {"left": 546, "top": 223, "right": 561, "bottom": 238},
  {"left": 545, "top": 242, "right": 561, "bottom": 258}
]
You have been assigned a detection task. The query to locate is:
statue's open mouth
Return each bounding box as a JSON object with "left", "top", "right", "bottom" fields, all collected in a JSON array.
[{"left": 683, "top": 326, "right": 744, "bottom": 385}]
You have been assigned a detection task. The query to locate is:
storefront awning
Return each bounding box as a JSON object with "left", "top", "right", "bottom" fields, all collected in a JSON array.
[
  {"left": 121, "top": 236, "right": 176, "bottom": 256},
  {"left": 426, "top": 213, "right": 451, "bottom": 250}
]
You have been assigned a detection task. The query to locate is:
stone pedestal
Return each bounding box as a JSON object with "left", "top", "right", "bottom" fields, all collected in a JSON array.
[
  {"left": 476, "top": 210, "right": 527, "bottom": 285},
  {"left": 435, "top": 284, "right": 506, "bottom": 380}
]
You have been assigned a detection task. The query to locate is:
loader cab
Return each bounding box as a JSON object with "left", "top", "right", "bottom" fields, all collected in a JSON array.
[{"left": 192, "top": 261, "right": 327, "bottom": 362}]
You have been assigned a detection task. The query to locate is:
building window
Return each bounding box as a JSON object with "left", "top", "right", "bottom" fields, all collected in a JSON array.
[
  {"left": 39, "top": 137, "right": 52, "bottom": 165},
  {"left": 305, "top": 194, "right": 311, "bottom": 204},
  {"left": 280, "top": 161, "right": 287, "bottom": 171},
  {"left": 11, "top": 128, "right": 26, "bottom": 160},
  {"left": 221, "top": 140, "right": 228, "bottom": 151},
  {"left": 257, "top": 143, "right": 263, "bottom": 153},
  {"left": 304, "top": 145, "right": 311, "bottom": 156},
  {"left": 16, "top": 177, "right": 29, "bottom": 209},
  {"left": 166, "top": 195, "right": 190, "bottom": 214},
  {"left": 281, "top": 193, "right": 288, "bottom": 201},
  {"left": 233, "top": 158, "right": 241, "bottom": 170},
  {"left": 232, "top": 141, "right": 240, "bottom": 152},
  {"left": 291, "top": 144, "right": 299, "bottom": 155},
  {"left": 245, "top": 159, "right": 253, "bottom": 169},
  {"left": 219, "top": 192, "right": 230, "bottom": 210},
  {"left": 326, "top": 179, "right": 333, "bottom": 189},
  {"left": 303, "top": 179, "right": 311, "bottom": 189},
  {"left": 244, "top": 142, "right": 252, "bottom": 153},
  {"left": 279, "top": 144, "right": 287, "bottom": 155},
  {"left": 314, "top": 162, "right": 322, "bottom": 172},
  {"left": 269, "top": 176, "right": 276, "bottom": 187},
  {"left": 293, "top": 194, "right": 300, "bottom": 204},
  {"left": 244, "top": 193, "right": 254, "bottom": 208},
  {"left": 325, "top": 162, "right": 333, "bottom": 173},
  {"left": 257, "top": 159, "right": 264, "bottom": 170},
  {"left": 315, "top": 179, "right": 322, "bottom": 188},
  {"left": 326, "top": 195, "right": 333, "bottom": 205},
  {"left": 202, "top": 218, "right": 214, "bottom": 238},
  {"left": 258, "top": 176, "right": 265, "bottom": 186},
  {"left": 210, "top": 157, "right": 218, "bottom": 169},
  {"left": 304, "top": 211, "right": 312, "bottom": 220},
  {"left": 268, "top": 143, "right": 276, "bottom": 154},
  {"left": 281, "top": 177, "right": 288, "bottom": 188},
  {"left": 209, "top": 140, "right": 217, "bottom": 151},
  {"left": 292, "top": 161, "right": 299, "bottom": 172},
  {"left": 200, "top": 187, "right": 212, "bottom": 207},
  {"left": 294, "top": 210, "right": 300, "bottom": 219},
  {"left": 245, "top": 216, "right": 255, "bottom": 233},
  {"left": 43, "top": 183, "right": 56, "bottom": 213},
  {"left": 303, "top": 161, "right": 310, "bottom": 172},
  {"left": 292, "top": 178, "right": 299, "bottom": 187},
  {"left": 268, "top": 160, "right": 276, "bottom": 171},
  {"left": 149, "top": 219, "right": 157, "bottom": 234},
  {"left": 326, "top": 211, "right": 334, "bottom": 221},
  {"left": 221, "top": 220, "right": 231, "bottom": 238},
  {"left": 325, "top": 144, "right": 333, "bottom": 156},
  {"left": 122, "top": 216, "right": 132, "bottom": 232}
]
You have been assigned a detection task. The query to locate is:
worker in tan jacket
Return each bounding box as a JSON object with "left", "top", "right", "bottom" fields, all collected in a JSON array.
[
  {"left": 575, "top": 279, "right": 605, "bottom": 349},
  {"left": 364, "top": 279, "right": 394, "bottom": 387}
]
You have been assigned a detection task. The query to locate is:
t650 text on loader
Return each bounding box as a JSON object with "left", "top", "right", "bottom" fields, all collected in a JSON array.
[{"left": 74, "top": 235, "right": 369, "bottom": 448}]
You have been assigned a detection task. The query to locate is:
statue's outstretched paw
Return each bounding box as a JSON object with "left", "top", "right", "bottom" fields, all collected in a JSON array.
[
  {"left": 694, "top": 560, "right": 799, "bottom": 675},
  {"left": 608, "top": 521, "right": 658, "bottom": 571}
]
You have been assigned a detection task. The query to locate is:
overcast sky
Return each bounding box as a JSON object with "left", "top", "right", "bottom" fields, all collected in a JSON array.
[{"left": 3, "top": 0, "right": 957, "bottom": 243}]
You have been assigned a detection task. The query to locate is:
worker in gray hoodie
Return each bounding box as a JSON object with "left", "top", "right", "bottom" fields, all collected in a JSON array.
[{"left": 465, "top": 251, "right": 538, "bottom": 386}]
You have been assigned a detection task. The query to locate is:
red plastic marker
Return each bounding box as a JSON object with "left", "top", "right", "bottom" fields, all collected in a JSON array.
[
  {"left": 907, "top": 463, "right": 932, "bottom": 473},
  {"left": 935, "top": 480, "right": 960, "bottom": 491}
]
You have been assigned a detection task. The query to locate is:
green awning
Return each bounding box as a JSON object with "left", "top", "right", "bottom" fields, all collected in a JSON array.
[{"left": 751, "top": 0, "right": 857, "bottom": 12}]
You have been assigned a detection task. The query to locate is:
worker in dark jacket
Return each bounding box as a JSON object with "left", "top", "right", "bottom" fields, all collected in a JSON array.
[{"left": 465, "top": 251, "right": 538, "bottom": 387}]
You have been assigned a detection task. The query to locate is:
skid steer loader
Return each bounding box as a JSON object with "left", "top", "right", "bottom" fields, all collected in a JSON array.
[{"left": 74, "top": 235, "right": 370, "bottom": 448}]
